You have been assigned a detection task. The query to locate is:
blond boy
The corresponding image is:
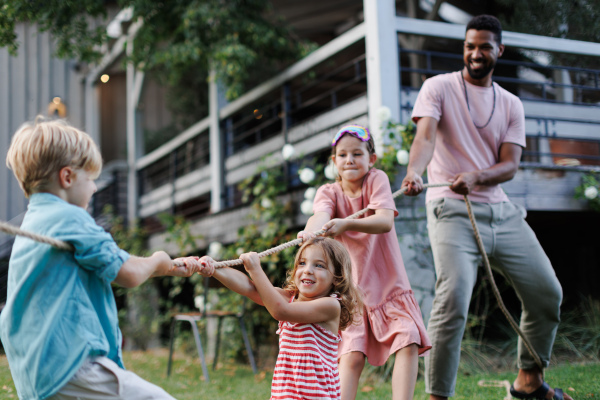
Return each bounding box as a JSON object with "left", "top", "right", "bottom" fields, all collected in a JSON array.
[{"left": 0, "top": 118, "right": 195, "bottom": 399}]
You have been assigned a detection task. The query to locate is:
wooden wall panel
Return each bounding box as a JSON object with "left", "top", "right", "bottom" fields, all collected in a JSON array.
[{"left": 0, "top": 23, "right": 86, "bottom": 233}]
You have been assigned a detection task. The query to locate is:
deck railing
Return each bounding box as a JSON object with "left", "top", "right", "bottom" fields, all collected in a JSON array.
[
  {"left": 92, "top": 167, "right": 129, "bottom": 224},
  {"left": 399, "top": 48, "right": 600, "bottom": 167},
  {"left": 95, "top": 19, "right": 600, "bottom": 223},
  {"left": 127, "top": 23, "right": 368, "bottom": 222},
  {"left": 224, "top": 53, "right": 367, "bottom": 157},
  {"left": 400, "top": 48, "right": 600, "bottom": 104}
]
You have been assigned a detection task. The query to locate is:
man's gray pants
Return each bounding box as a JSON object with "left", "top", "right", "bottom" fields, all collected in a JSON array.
[{"left": 424, "top": 197, "right": 562, "bottom": 397}]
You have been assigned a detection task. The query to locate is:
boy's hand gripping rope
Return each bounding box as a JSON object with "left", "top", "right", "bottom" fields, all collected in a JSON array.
[{"left": 0, "top": 182, "right": 544, "bottom": 371}]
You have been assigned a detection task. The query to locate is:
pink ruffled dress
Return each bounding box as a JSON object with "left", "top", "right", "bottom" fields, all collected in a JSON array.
[{"left": 312, "top": 168, "right": 431, "bottom": 365}]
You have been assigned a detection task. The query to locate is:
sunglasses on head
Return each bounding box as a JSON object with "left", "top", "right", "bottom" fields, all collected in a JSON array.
[{"left": 331, "top": 125, "right": 371, "bottom": 147}]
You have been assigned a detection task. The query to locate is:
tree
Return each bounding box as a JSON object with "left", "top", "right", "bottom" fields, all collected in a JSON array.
[
  {"left": 0, "top": 0, "right": 311, "bottom": 128},
  {"left": 498, "top": 0, "right": 600, "bottom": 43},
  {"left": 497, "top": 0, "right": 600, "bottom": 67},
  {"left": 496, "top": 0, "right": 600, "bottom": 102}
]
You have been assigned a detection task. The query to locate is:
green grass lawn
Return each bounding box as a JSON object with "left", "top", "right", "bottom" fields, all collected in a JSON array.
[{"left": 1, "top": 350, "right": 599, "bottom": 399}]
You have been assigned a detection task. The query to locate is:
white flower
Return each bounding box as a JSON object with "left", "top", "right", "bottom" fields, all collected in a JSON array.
[
  {"left": 585, "top": 186, "right": 598, "bottom": 200},
  {"left": 194, "top": 295, "right": 205, "bottom": 310},
  {"left": 261, "top": 197, "right": 273, "bottom": 208},
  {"left": 282, "top": 144, "right": 295, "bottom": 160},
  {"left": 377, "top": 106, "right": 392, "bottom": 123},
  {"left": 299, "top": 168, "right": 316, "bottom": 184},
  {"left": 236, "top": 247, "right": 245, "bottom": 256},
  {"left": 300, "top": 199, "right": 314, "bottom": 215},
  {"left": 106, "top": 20, "right": 122, "bottom": 39},
  {"left": 208, "top": 241, "right": 222, "bottom": 259},
  {"left": 396, "top": 149, "right": 409, "bottom": 165},
  {"left": 304, "top": 187, "right": 317, "bottom": 200},
  {"left": 324, "top": 162, "right": 338, "bottom": 180}
]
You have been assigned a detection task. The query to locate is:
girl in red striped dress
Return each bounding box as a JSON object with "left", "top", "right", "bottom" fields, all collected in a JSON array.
[{"left": 195, "top": 237, "right": 362, "bottom": 400}]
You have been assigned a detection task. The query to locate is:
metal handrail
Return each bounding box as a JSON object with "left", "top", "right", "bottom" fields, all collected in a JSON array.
[
  {"left": 400, "top": 49, "right": 600, "bottom": 103},
  {"left": 404, "top": 48, "right": 600, "bottom": 77},
  {"left": 224, "top": 51, "right": 367, "bottom": 157},
  {"left": 134, "top": 22, "right": 600, "bottom": 218}
]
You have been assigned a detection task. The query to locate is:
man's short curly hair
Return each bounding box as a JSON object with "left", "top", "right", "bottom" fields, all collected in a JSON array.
[{"left": 466, "top": 15, "right": 502, "bottom": 45}]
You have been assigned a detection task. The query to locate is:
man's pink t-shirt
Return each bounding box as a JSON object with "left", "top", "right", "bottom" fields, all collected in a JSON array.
[{"left": 411, "top": 71, "right": 526, "bottom": 203}]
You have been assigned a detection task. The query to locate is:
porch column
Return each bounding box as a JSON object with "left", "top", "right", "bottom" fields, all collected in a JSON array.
[
  {"left": 209, "top": 69, "right": 223, "bottom": 213},
  {"left": 364, "top": 0, "right": 401, "bottom": 155},
  {"left": 84, "top": 78, "right": 100, "bottom": 146},
  {"left": 126, "top": 35, "right": 145, "bottom": 226}
]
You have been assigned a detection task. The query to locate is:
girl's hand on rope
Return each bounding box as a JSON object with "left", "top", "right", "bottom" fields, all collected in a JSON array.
[
  {"left": 321, "top": 219, "right": 348, "bottom": 237},
  {"left": 401, "top": 171, "right": 424, "bottom": 196},
  {"left": 168, "top": 255, "right": 200, "bottom": 277},
  {"left": 449, "top": 172, "right": 478, "bottom": 195},
  {"left": 297, "top": 230, "right": 317, "bottom": 242},
  {"left": 197, "top": 256, "right": 216, "bottom": 277},
  {"left": 239, "top": 252, "right": 261, "bottom": 273}
]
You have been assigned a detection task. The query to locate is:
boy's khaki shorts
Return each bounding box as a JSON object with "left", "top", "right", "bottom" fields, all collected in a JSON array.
[{"left": 49, "top": 356, "right": 176, "bottom": 400}]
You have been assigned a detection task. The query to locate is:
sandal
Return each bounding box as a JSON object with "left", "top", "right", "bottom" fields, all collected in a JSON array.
[{"left": 510, "top": 381, "right": 564, "bottom": 400}]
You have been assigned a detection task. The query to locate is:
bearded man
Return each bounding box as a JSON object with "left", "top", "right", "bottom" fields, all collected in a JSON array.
[{"left": 401, "top": 14, "right": 570, "bottom": 400}]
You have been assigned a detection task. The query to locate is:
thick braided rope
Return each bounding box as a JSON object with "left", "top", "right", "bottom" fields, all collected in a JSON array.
[
  {"left": 208, "top": 182, "right": 452, "bottom": 268},
  {"left": 0, "top": 220, "right": 74, "bottom": 251},
  {"left": 0, "top": 183, "right": 546, "bottom": 370},
  {"left": 463, "top": 195, "right": 545, "bottom": 372},
  {"left": 212, "top": 183, "right": 544, "bottom": 370}
]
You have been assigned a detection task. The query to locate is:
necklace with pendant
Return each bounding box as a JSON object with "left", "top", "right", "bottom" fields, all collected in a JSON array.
[{"left": 461, "top": 71, "right": 496, "bottom": 129}]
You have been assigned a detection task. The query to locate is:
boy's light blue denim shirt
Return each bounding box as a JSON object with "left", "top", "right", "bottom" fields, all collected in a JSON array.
[{"left": 0, "top": 193, "right": 130, "bottom": 400}]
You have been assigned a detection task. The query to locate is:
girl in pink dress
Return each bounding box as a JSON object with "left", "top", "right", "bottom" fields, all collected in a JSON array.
[
  {"left": 193, "top": 237, "right": 362, "bottom": 400},
  {"left": 299, "top": 124, "right": 431, "bottom": 400}
]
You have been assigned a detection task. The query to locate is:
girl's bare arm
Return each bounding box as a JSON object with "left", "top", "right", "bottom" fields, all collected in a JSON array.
[
  {"left": 177, "top": 256, "right": 267, "bottom": 305},
  {"left": 240, "top": 253, "right": 340, "bottom": 325},
  {"left": 298, "top": 211, "right": 331, "bottom": 241},
  {"left": 321, "top": 208, "right": 394, "bottom": 237}
]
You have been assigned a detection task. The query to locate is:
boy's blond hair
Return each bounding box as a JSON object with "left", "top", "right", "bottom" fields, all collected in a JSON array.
[{"left": 6, "top": 117, "right": 102, "bottom": 197}]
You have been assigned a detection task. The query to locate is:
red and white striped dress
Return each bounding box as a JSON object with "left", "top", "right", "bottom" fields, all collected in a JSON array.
[{"left": 271, "top": 298, "right": 342, "bottom": 400}]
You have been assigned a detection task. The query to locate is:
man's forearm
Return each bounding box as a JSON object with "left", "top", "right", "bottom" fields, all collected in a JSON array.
[
  {"left": 474, "top": 143, "right": 522, "bottom": 186},
  {"left": 407, "top": 137, "right": 435, "bottom": 177},
  {"left": 407, "top": 117, "right": 437, "bottom": 177},
  {"left": 474, "top": 160, "right": 518, "bottom": 186}
]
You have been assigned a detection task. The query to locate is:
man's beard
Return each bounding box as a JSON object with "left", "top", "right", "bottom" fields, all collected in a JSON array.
[{"left": 465, "top": 59, "right": 495, "bottom": 79}]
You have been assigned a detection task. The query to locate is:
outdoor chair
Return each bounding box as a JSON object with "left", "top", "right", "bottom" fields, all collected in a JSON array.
[{"left": 166, "top": 271, "right": 257, "bottom": 382}]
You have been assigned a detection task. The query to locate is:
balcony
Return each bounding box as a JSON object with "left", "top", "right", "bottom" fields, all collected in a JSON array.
[{"left": 92, "top": 17, "right": 600, "bottom": 247}]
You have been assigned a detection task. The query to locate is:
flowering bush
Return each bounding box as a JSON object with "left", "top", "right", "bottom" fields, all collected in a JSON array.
[
  {"left": 377, "top": 115, "right": 417, "bottom": 185},
  {"left": 300, "top": 199, "right": 314, "bottom": 215},
  {"left": 298, "top": 167, "right": 316, "bottom": 184},
  {"left": 304, "top": 187, "right": 317, "bottom": 200},
  {"left": 575, "top": 172, "right": 600, "bottom": 212},
  {"left": 281, "top": 144, "right": 295, "bottom": 160},
  {"left": 324, "top": 160, "right": 338, "bottom": 180}
]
